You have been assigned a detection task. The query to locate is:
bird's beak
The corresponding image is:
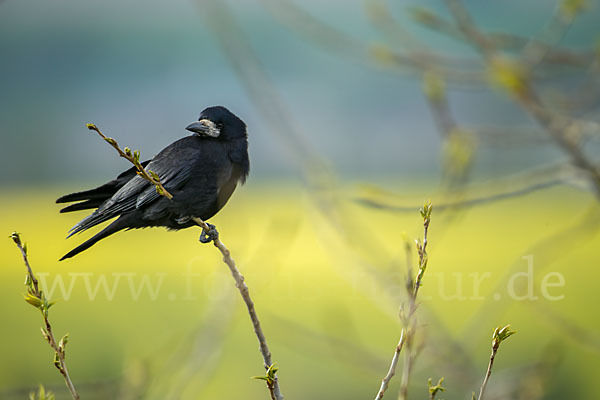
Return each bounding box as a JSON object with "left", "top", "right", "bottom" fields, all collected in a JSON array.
[{"left": 185, "top": 119, "right": 220, "bottom": 137}]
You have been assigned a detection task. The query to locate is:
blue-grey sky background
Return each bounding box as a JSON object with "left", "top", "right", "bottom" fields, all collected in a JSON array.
[{"left": 1, "top": 0, "right": 599, "bottom": 186}]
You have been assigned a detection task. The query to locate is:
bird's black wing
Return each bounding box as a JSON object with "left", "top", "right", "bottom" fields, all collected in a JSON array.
[{"left": 67, "top": 151, "right": 198, "bottom": 237}]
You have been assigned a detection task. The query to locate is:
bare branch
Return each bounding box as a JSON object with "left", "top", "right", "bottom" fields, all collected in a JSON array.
[
  {"left": 374, "top": 330, "right": 406, "bottom": 400},
  {"left": 356, "top": 179, "right": 565, "bottom": 213},
  {"left": 259, "top": 0, "right": 486, "bottom": 86},
  {"left": 411, "top": 6, "right": 593, "bottom": 68}
]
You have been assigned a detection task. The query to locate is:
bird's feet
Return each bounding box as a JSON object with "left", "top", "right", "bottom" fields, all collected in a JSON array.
[{"left": 199, "top": 223, "right": 219, "bottom": 243}]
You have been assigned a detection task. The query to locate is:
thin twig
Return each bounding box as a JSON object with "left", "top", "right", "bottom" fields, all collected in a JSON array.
[
  {"left": 373, "top": 202, "right": 432, "bottom": 400},
  {"left": 374, "top": 330, "right": 406, "bottom": 400},
  {"left": 86, "top": 124, "right": 283, "bottom": 400},
  {"left": 477, "top": 325, "right": 516, "bottom": 400},
  {"left": 15, "top": 235, "right": 39, "bottom": 292},
  {"left": 398, "top": 204, "right": 431, "bottom": 400},
  {"left": 411, "top": 6, "right": 593, "bottom": 68},
  {"left": 10, "top": 232, "right": 80, "bottom": 400},
  {"left": 477, "top": 345, "right": 497, "bottom": 400},
  {"left": 86, "top": 124, "right": 173, "bottom": 200},
  {"left": 398, "top": 347, "right": 414, "bottom": 400}
]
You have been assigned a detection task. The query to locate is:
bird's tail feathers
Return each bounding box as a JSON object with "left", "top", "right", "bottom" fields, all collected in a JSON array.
[
  {"left": 56, "top": 184, "right": 117, "bottom": 204},
  {"left": 60, "top": 216, "right": 129, "bottom": 260},
  {"left": 66, "top": 210, "right": 115, "bottom": 238},
  {"left": 59, "top": 199, "right": 105, "bottom": 213}
]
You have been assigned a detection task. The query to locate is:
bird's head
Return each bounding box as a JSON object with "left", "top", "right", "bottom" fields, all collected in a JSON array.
[{"left": 185, "top": 106, "right": 247, "bottom": 141}]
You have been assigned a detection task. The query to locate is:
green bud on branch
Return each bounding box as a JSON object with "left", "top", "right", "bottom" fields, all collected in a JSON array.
[
  {"left": 428, "top": 377, "right": 445, "bottom": 398},
  {"left": 29, "top": 384, "right": 55, "bottom": 400},
  {"left": 420, "top": 200, "right": 433, "bottom": 220},
  {"left": 492, "top": 324, "right": 516, "bottom": 349},
  {"left": 59, "top": 334, "right": 69, "bottom": 355},
  {"left": 252, "top": 363, "right": 279, "bottom": 386},
  {"left": 148, "top": 170, "right": 160, "bottom": 181},
  {"left": 24, "top": 292, "right": 43, "bottom": 308},
  {"left": 10, "top": 231, "right": 21, "bottom": 245}
]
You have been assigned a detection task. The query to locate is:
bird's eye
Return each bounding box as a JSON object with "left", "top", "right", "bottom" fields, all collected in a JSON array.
[{"left": 216, "top": 122, "right": 224, "bottom": 130}]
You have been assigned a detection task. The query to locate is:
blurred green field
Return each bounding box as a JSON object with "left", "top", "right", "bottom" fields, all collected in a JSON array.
[{"left": 1, "top": 184, "right": 599, "bottom": 399}]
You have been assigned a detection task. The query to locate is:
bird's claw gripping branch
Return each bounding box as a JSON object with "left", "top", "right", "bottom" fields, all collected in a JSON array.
[{"left": 199, "top": 223, "right": 219, "bottom": 243}]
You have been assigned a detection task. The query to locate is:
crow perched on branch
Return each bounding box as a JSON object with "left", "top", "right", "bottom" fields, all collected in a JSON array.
[{"left": 57, "top": 106, "right": 249, "bottom": 260}]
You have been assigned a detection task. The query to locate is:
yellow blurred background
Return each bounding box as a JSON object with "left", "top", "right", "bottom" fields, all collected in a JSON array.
[{"left": 2, "top": 183, "right": 599, "bottom": 399}]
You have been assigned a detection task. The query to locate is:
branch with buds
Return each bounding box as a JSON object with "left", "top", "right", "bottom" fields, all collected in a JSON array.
[
  {"left": 85, "top": 123, "right": 283, "bottom": 400},
  {"left": 374, "top": 201, "right": 433, "bottom": 400},
  {"left": 476, "top": 324, "right": 516, "bottom": 400},
  {"left": 428, "top": 377, "right": 445, "bottom": 400},
  {"left": 10, "top": 232, "right": 80, "bottom": 400}
]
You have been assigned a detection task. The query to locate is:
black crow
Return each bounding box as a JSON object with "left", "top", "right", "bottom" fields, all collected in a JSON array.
[{"left": 57, "top": 106, "right": 249, "bottom": 260}]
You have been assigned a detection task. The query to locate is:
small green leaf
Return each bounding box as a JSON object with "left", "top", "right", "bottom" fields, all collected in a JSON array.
[
  {"left": 267, "top": 363, "right": 279, "bottom": 376},
  {"left": 492, "top": 324, "right": 516, "bottom": 348},
  {"left": 148, "top": 170, "right": 160, "bottom": 181},
  {"left": 420, "top": 200, "right": 433, "bottom": 220},
  {"left": 104, "top": 137, "right": 116, "bottom": 146},
  {"left": 497, "top": 324, "right": 516, "bottom": 341},
  {"left": 30, "top": 384, "right": 55, "bottom": 400},
  {"left": 59, "top": 333, "right": 69, "bottom": 353},
  {"left": 86, "top": 123, "right": 97, "bottom": 131},
  {"left": 24, "top": 292, "right": 43, "bottom": 308},
  {"left": 252, "top": 363, "right": 278, "bottom": 386},
  {"left": 428, "top": 377, "right": 445, "bottom": 397}
]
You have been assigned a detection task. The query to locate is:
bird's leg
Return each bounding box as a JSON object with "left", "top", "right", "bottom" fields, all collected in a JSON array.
[{"left": 199, "top": 223, "right": 219, "bottom": 243}]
